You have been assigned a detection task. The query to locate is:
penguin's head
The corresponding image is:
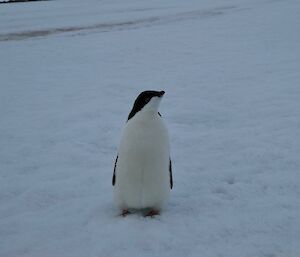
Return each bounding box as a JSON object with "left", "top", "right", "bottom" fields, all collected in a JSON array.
[{"left": 127, "top": 90, "right": 165, "bottom": 121}]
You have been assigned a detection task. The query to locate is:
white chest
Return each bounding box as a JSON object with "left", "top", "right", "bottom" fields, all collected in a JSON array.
[{"left": 114, "top": 111, "right": 170, "bottom": 209}]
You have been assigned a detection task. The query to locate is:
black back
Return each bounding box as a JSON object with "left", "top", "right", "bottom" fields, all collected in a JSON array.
[{"left": 127, "top": 90, "right": 165, "bottom": 121}]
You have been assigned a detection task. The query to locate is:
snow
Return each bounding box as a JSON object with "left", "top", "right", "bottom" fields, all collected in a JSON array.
[{"left": 0, "top": 0, "right": 300, "bottom": 256}]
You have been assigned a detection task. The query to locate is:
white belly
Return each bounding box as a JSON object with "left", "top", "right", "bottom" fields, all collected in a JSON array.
[{"left": 114, "top": 112, "right": 170, "bottom": 210}]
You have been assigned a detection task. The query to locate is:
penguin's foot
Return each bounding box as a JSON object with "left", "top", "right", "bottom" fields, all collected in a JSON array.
[
  {"left": 120, "top": 210, "right": 130, "bottom": 217},
  {"left": 144, "top": 209, "right": 160, "bottom": 217}
]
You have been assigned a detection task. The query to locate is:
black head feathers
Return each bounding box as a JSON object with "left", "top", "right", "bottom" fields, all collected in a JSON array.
[{"left": 127, "top": 90, "right": 165, "bottom": 121}]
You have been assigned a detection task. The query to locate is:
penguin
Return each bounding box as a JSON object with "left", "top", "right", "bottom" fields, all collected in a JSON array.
[{"left": 112, "top": 90, "right": 173, "bottom": 217}]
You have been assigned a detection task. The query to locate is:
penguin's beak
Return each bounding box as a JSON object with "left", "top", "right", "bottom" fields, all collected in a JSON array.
[{"left": 158, "top": 91, "right": 165, "bottom": 97}]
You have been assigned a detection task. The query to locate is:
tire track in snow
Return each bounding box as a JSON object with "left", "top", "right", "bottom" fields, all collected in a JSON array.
[{"left": 0, "top": 6, "right": 236, "bottom": 42}]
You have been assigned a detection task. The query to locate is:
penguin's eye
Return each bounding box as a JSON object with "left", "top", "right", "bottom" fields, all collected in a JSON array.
[{"left": 144, "top": 97, "right": 151, "bottom": 103}]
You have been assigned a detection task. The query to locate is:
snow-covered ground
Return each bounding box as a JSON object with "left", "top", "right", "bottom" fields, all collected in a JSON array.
[{"left": 1, "top": 0, "right": 300, "bottom": 256}]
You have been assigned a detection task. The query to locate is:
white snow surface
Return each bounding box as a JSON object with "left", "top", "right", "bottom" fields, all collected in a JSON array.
[{"left": 0, "top": 0, "right": 300, "bottom": 256}]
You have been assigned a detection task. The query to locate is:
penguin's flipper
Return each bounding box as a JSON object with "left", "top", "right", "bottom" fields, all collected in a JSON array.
[
  {"left": 169, "top": 158, "right": 173, "bottom": 189},
  {"left": 112, "top": 155, "right": 118, "bottom": 186}
]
